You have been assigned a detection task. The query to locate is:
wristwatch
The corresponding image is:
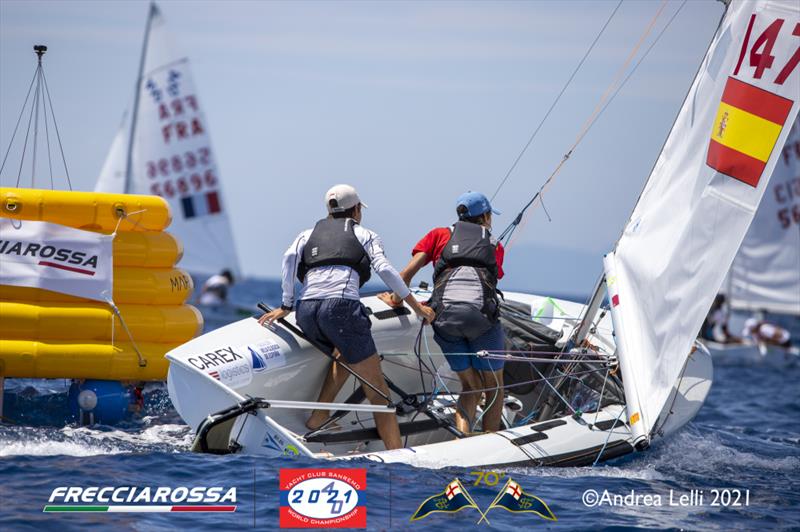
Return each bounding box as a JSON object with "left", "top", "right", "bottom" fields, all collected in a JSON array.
[{"left": 280, "top": 304, "right": 293, "bottom": 312}]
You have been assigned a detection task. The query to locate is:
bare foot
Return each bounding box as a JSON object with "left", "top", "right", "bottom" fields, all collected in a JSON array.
[{"left": 306, "top": 410, "right": 331, "bottom": 431}]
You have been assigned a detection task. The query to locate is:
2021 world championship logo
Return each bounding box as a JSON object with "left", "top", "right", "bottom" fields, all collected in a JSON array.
[{"left": 279, "top": 469, "right": 366, "bottom": 528}]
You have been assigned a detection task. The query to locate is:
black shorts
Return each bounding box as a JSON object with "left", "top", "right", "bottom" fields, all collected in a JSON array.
[{"left": 295, "top": 298, "right": 377, "bottom": 364}]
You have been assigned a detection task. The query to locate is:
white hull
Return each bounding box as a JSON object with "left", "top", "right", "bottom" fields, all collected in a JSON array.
[
  {"left": 705, "top": 340, "right": 799, "bottom": 366},
  {"left": 166, "top": 290, "right": 712, "bottom": 468}
]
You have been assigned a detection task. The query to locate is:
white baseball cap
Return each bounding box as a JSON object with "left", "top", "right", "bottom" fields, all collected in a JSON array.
[{"left": 325, "top": 184, "right": 368, "bottom": 213}]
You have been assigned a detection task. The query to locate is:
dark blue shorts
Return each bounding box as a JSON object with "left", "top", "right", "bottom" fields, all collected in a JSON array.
[
  {"left": 434, "top": 321, "right": 505, "bottom": 372},
  {"left": 295, "top": 298, "right": 377, "bottom": 364}
]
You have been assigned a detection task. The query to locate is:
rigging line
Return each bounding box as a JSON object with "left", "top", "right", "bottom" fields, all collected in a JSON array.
[
  {"left": 15, "top": 67, "right": 41, "bottom": 188},
  {"left": 489, "top": 0, "right": 624, "bottom": 202},
  {"left": 613, "top": 0, "right": 722, "bottom": 251},
  {"left": 41, "top": 69, "right": 72, "bottom": 190},
  {"left": 0, "top": 67, "right": 38, "bottom": 178},
  {"left": 472, "top": 366, "right": 501, "bottom": 431},
  {"left": 594, "top": 369, "right": 611, "bottom": 428},
  {"left": 32, "top": 66, "right": 42, "bottom": 188},
  {"left": 42, "top": 79, "right": 55, "bottom": 189},
  {"left": 594, "top": 0, "right": 689, "bottom": 134},
  {"left": 592, "top": 406, "right": 625, "bottom": 467},
  {"left": 501, "top": 0, "right": 671, "bottom": 250},
  {"left": 422, "top": 366, "right": 606, "bottom": 397},
  {"left": 532, "top": 362, "right": 578, "bottom": 415}
]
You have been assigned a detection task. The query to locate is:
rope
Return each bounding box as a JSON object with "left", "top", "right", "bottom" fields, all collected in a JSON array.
[
  {"left": 107, "top": 300, "right": 147, "bottom": 368},
  {"left": 381, "top": 350, "right": 609, "bottom": 362},
  {"left": 421, "top": 367, "right": 607, "bottom": 398},
  {"left": 0, "top": 67, "right": 38, "bottom": 179},
  {"left": 592, "top": 406, "right": 626, "bottom": 467},
  {"left": 472, "top": 365, "right": 500, "bottom": 431},
  {"left": 106, "top": 212, "right": 147, "bottom": 367},
  {"left": 42, "top": 76, "right": 55, "bottom": 189},
  {"left": 593, "top": 368, "right": 611, "bottom": 427},
  {"left": 15, "top": 65, "right": 39, "bottom": 188},
  {"left": 31, "top": 66, "right": 41, "bottom": 188},
  {"left": 500, "top": 0, "right": 672, "bottom": 250},
  {"left": 41, "top": 68, "right": 72, "bottom": 190},
  {"left": 490, "top": 0, "right": 624, "bottom": 201},
  {"left": 593, "top": 0, "right": 689, "bottom": 130}
]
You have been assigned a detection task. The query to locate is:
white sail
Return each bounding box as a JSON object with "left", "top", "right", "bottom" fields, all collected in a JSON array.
[
  {"left": 726, "top": 117, "right": 800, "bottom": 315},
  {"left": 95, "top": 3, "right": 240, "bottom": 276},
  {"left": 605, "top": 0, "right": 800, "bottom": 444},
  {"left": 95, "top": 112, "right": 129, "bottom": 194}
]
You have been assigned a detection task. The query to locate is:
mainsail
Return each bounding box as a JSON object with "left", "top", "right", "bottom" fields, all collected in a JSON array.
[
  {"left": 605, "top": 0, "right": 800, "bottom": 446},
  {"left": 726, "top": 117, "right": 800, "bottom": 315},
  {"left": 95, "top": 3, "right": 240, "bottom": 276}
]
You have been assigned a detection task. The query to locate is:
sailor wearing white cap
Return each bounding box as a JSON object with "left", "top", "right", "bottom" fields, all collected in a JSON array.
[{"left": 259, "top": 184, "right": 435, "bottom": 450}]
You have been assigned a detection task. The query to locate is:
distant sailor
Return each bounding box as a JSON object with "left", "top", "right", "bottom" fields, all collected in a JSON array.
[
  {"left": 258, "top": 184, "right": 435, "bottom": 450},
  {"left": 742, "top": 316, "right": 793, "bottom": 351},
  {"left": 701, "top": 294, "right": 739, "bottom": 343},
  {"left": 198, "top": 269, "right": 234, "bottom": 306},
  {"left": 380, "top": 191, "right": 506, "bottom": 433}
]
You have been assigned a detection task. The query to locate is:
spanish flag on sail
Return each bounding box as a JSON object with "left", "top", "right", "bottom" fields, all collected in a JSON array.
[{"left": 706, "top": 77, "right": 793, "bottom": 187}]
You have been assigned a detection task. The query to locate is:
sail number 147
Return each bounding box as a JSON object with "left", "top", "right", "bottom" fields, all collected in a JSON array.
[{"left": 734, "top": 14, "right": 800, "bottom": 85}]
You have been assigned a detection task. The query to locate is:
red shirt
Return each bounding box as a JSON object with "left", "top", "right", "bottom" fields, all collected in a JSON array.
[{"left": 412, "top": 226, "right": 505, "bottom": 279}]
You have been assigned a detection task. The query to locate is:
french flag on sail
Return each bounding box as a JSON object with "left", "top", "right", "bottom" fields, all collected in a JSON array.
[{"left": 181, "top": 191, "right": 221, "bottom": 219}]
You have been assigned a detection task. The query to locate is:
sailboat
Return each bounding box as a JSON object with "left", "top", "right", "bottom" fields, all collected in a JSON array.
[
  {"left": 166, "top": 0, "right": 799, "bottom": 467},
  {"left": 705, "top": 117, "right": 800, "bottom": 361},
  {"left": 95, "top": 3, "right": 240, "bottom": 279}
]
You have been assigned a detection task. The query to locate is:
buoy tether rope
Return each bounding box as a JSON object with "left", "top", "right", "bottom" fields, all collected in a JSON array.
[{"left": 106, "top": 211, "right": 149, "bottom": 368}]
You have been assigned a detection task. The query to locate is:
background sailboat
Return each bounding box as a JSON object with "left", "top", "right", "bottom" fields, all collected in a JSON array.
[
  {"left": 165, "top": 0, "right": 800, "bottom": 466},
  {"left": 726, "top": 117, "right": 800, "bottom": 317},
  {"left": 708, "top": 116, "right": 800, "bottom": 360},
  {"left": 95, "top": 3, "right": 240, "bottom": 279}
]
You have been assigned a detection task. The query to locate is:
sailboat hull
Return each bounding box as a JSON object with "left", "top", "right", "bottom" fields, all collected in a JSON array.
[{"left": 166, "top": 291, "right": 713, "bottom": 468}]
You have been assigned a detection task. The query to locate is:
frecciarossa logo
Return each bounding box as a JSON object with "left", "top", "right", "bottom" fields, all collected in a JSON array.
[
  {"left": 187, "top": 347, "right": 244, "bottom": 370},
  {"left": 0, "top": 239, "right": 100, "bottom": 276}
]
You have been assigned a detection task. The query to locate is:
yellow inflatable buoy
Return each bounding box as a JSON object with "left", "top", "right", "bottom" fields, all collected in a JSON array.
[
  {"left": 113, "top": 231, "right": 183, "bottom": 268},
  {"left": 0, "top": 301, "right": 202, "bottom": 343},
  {"left": 0, "top": 187, "right": 171, "bottom": 232},
  {"left": 0, "top": 267, "right": 194, "bottom": 305},
  {"left": 1, "top": 188, "right": 203, "bottom": 381},
  {"left": 0, "top": 339, "right": 173, "bottom": 380}
]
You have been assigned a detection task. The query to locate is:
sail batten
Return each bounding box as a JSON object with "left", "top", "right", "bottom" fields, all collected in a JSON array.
[
  {"left": 95, "top": 3, "right": 240, "bottom": 277},
  {"left": 606, "top": 0, "right": 799, "bottom": 441}
]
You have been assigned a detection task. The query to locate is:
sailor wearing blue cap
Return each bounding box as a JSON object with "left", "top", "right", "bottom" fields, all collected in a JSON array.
[{"left": 380, "top": 191, "right": 506, "bottom": 434}]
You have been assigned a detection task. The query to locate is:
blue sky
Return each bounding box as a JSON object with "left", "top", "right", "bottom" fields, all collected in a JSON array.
[{"left": 0, "top": 0, "right": 725, "bottom": 297}]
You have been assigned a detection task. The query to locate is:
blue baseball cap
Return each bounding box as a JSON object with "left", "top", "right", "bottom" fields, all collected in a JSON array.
[{"left": 456, "top": 191, "right": 501, "bottom": 217}]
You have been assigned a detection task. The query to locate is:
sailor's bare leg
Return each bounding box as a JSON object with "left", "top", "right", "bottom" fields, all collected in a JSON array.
[
  {"left": 453, "top": 368, "right": 482, "bottom": 433},
  {"left": 349, "top": 354, "right": 402, "bottom": 450},
  {"left": 307, "top": 352, "right": 350, "bottom": 430},
  {"left": 479, "top": 369, "right": 504, "bottom": 433}
]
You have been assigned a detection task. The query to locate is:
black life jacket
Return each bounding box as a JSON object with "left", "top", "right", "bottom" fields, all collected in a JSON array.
[
  {"left": 296, "top": 217, "right": 372, "bottom": 287},
  {"left": 430, "top": 221, "right": 500, "bottom": 339}
]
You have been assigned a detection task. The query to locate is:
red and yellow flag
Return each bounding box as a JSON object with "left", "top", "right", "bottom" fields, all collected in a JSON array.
[{"left": 706, "top": 77, "right": 793, "bottom": 187}]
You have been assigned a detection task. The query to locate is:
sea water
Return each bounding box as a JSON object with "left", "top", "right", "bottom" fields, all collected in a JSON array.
[{"left": 1, "top": 279, "right": 798, "bottom": 531}]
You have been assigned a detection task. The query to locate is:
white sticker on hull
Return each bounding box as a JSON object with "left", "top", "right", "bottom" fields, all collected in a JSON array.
[
  {"left": 185, "top": 345, "right": 252, "bottom": 388},
  {"left": 247, "top": 340, "right": 285, "bottom": 373}
]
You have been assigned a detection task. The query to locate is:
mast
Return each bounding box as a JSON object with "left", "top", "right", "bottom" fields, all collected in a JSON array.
[{"left": 123, "top": 2, "right": 157, "bottom": 194}]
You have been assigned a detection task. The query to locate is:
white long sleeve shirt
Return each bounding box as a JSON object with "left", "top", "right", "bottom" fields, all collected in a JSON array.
[{"left": 281, "top": 220, "right": 410, "bottom": 308}]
